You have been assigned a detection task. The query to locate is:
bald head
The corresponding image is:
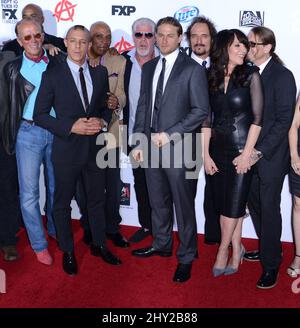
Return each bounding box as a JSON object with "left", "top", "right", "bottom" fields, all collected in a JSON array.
[
  {"left": 22, "top": 3, "right": 44, "bottom": 25},
  {"left": 89, "top": 21, "right": 112, "bottom": 58}
]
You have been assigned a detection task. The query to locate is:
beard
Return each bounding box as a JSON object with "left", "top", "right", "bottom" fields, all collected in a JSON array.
[{"left": 192, "top": 44, "right": 208, "bottom": 57}]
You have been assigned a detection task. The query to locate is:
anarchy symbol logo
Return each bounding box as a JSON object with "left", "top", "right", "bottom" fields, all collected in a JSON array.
[{"left": 53, "top": 0, "right": 77, "bottom": 22}]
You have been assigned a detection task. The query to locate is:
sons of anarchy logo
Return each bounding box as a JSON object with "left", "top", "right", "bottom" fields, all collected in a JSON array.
[{"left": 1, "top": 0, "right": 18, "bottom": 23}]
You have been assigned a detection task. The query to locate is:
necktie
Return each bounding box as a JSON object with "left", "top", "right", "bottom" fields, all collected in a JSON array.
[
  {"left": 25, "top": 53, "right": 49, "bottom": 64},
  {"left": 202, "top": 60, "right": 207, "bottom": 68},
  {"left": 79, "top": 67, "right": 89, "bottom": 112},
  {"left": 152, "top": 57, "right": 166, "bottom": 132}
]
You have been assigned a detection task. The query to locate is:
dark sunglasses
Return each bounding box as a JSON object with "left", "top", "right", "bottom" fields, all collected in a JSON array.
[
  {"left": 134, "top": 32, "right": 154, "bottom": 39},
  {"left": 249, "top": 41, "right": 265, "bottom": 48},
  {"left": 23, "top": 33, "right": 43, "bottom": 42}
]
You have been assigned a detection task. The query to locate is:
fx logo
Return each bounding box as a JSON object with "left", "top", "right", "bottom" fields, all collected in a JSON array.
[
  {"left": 2, "top": 9, "right": 17, "bottom": 19},
  {"left": 0, "top": 269, "right": 6, "bottom": 293},
  {"left": 112, "top": 5, "right": 136, "bottom": 16}
]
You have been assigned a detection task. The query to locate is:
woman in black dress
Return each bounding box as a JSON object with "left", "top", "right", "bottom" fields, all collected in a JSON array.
[
  {"left": 202, "top": 29, "right": 264, "bottom": 276},
  {"left": 288, "top": 95, "right": 300, "bottom": 278}
]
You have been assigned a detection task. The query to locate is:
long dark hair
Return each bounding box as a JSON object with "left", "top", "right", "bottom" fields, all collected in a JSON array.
[
  {"left": 208, "top": 29, "right": 250, "bottom": 93},
  {"left": 250, "top": 26, "right": 284, "bottom": 65}
]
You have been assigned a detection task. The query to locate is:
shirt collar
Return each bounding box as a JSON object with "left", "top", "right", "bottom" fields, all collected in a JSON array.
[
  {"left": 22, "top": 48, "right": 48, "bottom": 68},
  {"left": 258, "top": 56, "right": 272, "bottom": 74},
  {"left": 67, "top": 57, "right": 88, "bottom": 72},
  {"left": 191, "top": 52, "right": 210, "bottom": 67},
  {"left": 161, "top": 48, "right": 179, "bottom": 65}
]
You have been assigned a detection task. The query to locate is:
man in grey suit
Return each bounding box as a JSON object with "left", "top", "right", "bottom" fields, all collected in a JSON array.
[{"left": 131, "top": 17, "right": 209, "bottom": 283}]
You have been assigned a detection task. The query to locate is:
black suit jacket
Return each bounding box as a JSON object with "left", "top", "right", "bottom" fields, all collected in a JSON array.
[
  {"left": 33, "top": 59, "right": 111, "bottom": 165},
  {"left": 2, "top": 33, "right": 67, "bottom": 56},
  {"left": 133, "top": 51, "right": 209, "bottom": 146},
  {"left": 256, "top": 58, "right": 296, "bottom": 175}
]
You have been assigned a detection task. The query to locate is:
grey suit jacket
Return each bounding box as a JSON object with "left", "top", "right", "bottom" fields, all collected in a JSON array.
[{"left": 133, "top": 51, "right": 209, "bottom": 147}]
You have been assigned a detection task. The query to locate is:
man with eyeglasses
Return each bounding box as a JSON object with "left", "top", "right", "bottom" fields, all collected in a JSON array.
[
  {"left": 2, "top": 3, "right": 66, "bottom": 55},
  {"left": 122, "top": 17, "right": 159, "bottom": 243},
  {"left": 34, "top": 25, "right": 121, "bottom": 275},
  {"left": 3, "top": 18, "right": 66, "bottom": 266},
  {"left": 76, "top": 21, "right": 129, "bottom": 249},
  {"left": 244, "top": 26, "right": 296, "bottom": 289}
]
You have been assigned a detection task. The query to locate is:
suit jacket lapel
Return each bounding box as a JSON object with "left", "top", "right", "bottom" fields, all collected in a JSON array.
[
  {"left": 162, "top": 52, "right": 184, "bottom": 100},
  {"left": 261, "top": 58, "right": 274, "bottom": 84}
]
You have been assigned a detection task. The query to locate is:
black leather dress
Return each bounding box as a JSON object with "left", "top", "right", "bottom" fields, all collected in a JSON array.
[{"left": 203, "top": 66, "right": 263, "bottom": 218}]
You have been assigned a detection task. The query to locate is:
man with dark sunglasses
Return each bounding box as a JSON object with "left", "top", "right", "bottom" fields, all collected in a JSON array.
[
  {"left": 2, "top": 18, "right": 65, "bottom": 266},
  {"left": 2, "top": 3, "right": 66, "bottom": 55},
  {"left": 122, "top": 17, "right": 159, "bottom": 243}
]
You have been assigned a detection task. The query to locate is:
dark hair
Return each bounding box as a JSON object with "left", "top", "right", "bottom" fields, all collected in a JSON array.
[
  {"left": 208, "top": 29, "right": 250, "bottom": 93},
  {"left": 66, "top": 24, "right": 91, "bottom": 41},
  {"left": 185, "top": 16, "right": 217, "bottom": 48},
  {"left": 250, "top": 26, "right": 283, "bottom": 65},
  {"left": 156, "top": 16, "right": 182, "bottom": 36}
]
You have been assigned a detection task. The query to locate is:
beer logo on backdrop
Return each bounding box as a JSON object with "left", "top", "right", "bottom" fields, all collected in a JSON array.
[
  {"left": 120, "top": 182, "right": 131, "bottom": 206},
  {"left": 174, "top": 6, "right": 199, "bottom": 24},
  {"left": 1, "top": 0, "right": 18, "bottom": 23},
  {"left": 53, "top": 0, "right": 77, "bottom": 22},
  {"left": 239, "top": 11, "right": 264, "bottom": 27},
  {"left": 112, "top": 5, "right": 136, "bottom": 16}
]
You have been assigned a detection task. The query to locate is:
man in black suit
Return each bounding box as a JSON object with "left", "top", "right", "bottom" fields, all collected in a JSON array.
[
  {"left": 131, "top": 17, "right": 209, "bottom": 283},
  {"left": 245, "top": 26, "right": 296, "bottom": 288},
  {"left": 2, "top": 3, "right": 66, "bottom": 55},
  {"left": 185, "top": 16, "right": 220, "bottom": 245},
  {"left": 34, "top": 25, "right": 121, "bottom": 275}
]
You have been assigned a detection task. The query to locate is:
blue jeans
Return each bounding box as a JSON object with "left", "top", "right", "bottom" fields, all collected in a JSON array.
[{"left": 16, "top": 121, "right": 56, "bottom": 252}]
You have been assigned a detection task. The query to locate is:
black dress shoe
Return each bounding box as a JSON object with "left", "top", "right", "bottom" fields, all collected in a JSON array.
[
  {"left": 106, "top": 232, "right": 130, "bottom": 248},
  {"left": 256, "top": 270, "right": 278, "bottom": 289},
  {"left": 90, "top": 245, "right": 122, "bottom": 265},
  {"left": 244, "top": 250, "right": 260, "bottom": 261},
  {"left": 173, "top": 263, "right": 192, "bottom": 283},
  {"left": 132, "top": 246, "right": 172, "bottom": 257},
  {"left": 63, "top": 252, "right": 78, "bottom": 276},
  {"left": 129, "top": 228, "right": 151, "bottom": 243},
  {"left": 83, "top": 229, "right": 92, "bottom": 246}
]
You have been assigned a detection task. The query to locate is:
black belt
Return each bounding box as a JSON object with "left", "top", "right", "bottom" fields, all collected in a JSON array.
[{"left": 22, "top": 119, "right": 35, "bottom": 125}]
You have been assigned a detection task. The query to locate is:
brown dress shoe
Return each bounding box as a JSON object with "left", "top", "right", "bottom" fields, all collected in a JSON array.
[{"left": 1, "top": 245, "right": 19, "bottom": 261}]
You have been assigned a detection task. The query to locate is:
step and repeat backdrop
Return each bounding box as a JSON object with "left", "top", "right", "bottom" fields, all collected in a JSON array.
[{"left": 1, "top": 0, "right": 300, "bottom": 241}]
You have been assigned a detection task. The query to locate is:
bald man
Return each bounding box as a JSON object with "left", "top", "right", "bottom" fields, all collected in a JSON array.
[
  {"left": 77, "top": 21, "right": 129, "bottom": 249},
  {"left": 2, "top": 3, "right": 66, "bottom": 55}
]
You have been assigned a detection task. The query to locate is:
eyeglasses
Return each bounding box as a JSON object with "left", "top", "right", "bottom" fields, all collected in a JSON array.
[
  {"left": 22, "top": 33, "right": 43, "bottom": 42},
  {"left": 134, "top": 32, "right": 154, "bottom": 39},
  {"left": 249, "top": 41, "right": 265, "bottom": 48}
]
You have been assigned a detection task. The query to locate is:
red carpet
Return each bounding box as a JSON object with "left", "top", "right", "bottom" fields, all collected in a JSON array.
[{"left": 0, "top": 221, "right": 299, "bottom": 308}]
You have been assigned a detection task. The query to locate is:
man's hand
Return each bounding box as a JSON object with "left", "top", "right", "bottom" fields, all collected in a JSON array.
[
  {"left": 108, "top": 47, "right": 119, "bottom": 56},
  {"left": 71, "top": 117, "right": 102, "bottom": 135},
  {"left": 132, "top": 149, "right": 143, "bottom": 162},
  {"left": 107, "top": 92, "right": 119, "bottom": 110},
  {"left": 43, "top": 44, "right": 61, "bottom": 56},
  {"left": 151, "top": 132, "right": 170, "bottom": 147}
]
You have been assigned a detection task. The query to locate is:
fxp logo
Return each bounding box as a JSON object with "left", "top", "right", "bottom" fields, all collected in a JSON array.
[{"left": 174, "top": 6, "right": 199, "bottom": 24}]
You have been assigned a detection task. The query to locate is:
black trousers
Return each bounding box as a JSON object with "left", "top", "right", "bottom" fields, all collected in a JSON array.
[
  {"left": 132, "top": 166, "right": 152, "bottom": 230},
  {"left": 248, "top": 165, "right": 285, "bottom": 272},
  {"left": 53, "top": 160, "right": 106, "bottom": 252},
  {"left": 0, "top": 137, "right": 21, "bottom": 247},
  {"left": 145, "top": 165, "right": 198, "bottom": 264},
  {"left": 203, "top": 173, "right": 221, "bottom": 244},
  {"left": 78, "top": 148, "right": 122, "bottom": 234}
]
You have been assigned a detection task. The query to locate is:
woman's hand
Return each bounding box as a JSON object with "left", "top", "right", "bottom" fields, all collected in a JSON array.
[
  {"left": 291, "top": 155, "right": 300, "bottom": 175},
  {"left": 204, "top": 155, "right": 219, "bottom": 175},
  {"left": 232, "top": 153, "right": 251, "bottom": 174}
]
